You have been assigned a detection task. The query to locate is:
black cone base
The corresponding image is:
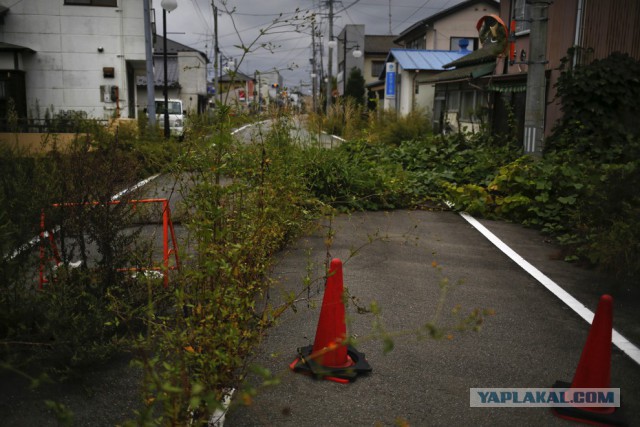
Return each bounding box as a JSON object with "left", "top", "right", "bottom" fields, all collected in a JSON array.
[
  {"left": 551, "top": 381, "right": 627, "bottom": 426},
  {"left": 291, "top": 344, "right": 372, "bottom": 382}
]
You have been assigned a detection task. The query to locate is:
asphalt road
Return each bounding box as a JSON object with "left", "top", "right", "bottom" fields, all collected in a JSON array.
[{"left": 224, "top": 210, "right": 640, "bottom": 426}]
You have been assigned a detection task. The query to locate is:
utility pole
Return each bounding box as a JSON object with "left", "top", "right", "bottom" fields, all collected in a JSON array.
[
  {"left": 388, "top": 0, "right": 392, "bottom": 35},
  {"left": 143, "top": 0, "right": 156, "bottom": 124},
  {"left": 523, "top": 0, "right": 551, "bottom": 157},
  {"left": 311, "top": 20, "right": 317, "bottom": 113},
  {"left": 325, "top": 0, "right": 334, "bottom": 112},
  {"left": 212, "top": 1, "right": 219, "bottom": 104}
]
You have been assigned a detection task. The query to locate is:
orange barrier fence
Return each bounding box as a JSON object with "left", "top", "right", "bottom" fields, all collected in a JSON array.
[{"left": 39, "top": 198, "right": 180, "bottom": 288}]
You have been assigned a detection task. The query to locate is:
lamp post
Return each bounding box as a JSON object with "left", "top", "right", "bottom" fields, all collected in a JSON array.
[
  {"left": 161, "top": 0, "right": 177, "bottom": 139},
  {"left": 341, "top": 37, "right": 362, "bottom": 97}
]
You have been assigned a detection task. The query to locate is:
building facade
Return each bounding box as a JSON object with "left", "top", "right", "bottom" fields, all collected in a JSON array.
[
  {"left": 395, "top": 0, "right": 499, "bottom": 52},
  {"left": 135, "top": 35, "right": 209, "bottom": 115},
  {"left": 427, "top": 0, "right": 640, "bottom": 141},
  {"left": 0, "top": 0, "right": 147, "bottom": 126}
]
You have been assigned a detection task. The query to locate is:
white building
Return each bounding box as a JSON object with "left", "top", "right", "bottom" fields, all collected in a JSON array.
[
  {"left": 136, "top": 35, "right": 209, "bottom": 115},
  {"left": 382, "top": 49, "right": 467, "bottom": 117},
  {"left": 0, "top": 0, "right": 146, "bottom": 124}
]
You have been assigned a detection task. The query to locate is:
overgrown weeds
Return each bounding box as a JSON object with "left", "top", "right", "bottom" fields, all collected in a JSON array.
[
  {"left": 2, "top": 50, "right": 637, "bottom": 423},
  {"left": 444, "top": 51, "right": 640, "bottom": 281}
]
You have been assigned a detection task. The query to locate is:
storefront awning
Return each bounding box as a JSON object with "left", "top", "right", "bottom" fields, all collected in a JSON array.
[
  {"left": 425, "top": 61, "right": 496, "bottom": 83},
  {"left": 486, "top": 82, "right": 527, "bottom": 93}
]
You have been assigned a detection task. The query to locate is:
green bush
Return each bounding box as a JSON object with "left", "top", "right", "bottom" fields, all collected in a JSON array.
[
  {"left": 444, "top": 51, "right": 640, "bottom": 281},
  {"left": 367, "top": 109, "right": 432, "bottom": 146}
]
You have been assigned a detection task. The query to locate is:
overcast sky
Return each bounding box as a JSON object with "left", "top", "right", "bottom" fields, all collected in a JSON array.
[{"left": 156, "top": 0, "right": 468, "bottom": 90}]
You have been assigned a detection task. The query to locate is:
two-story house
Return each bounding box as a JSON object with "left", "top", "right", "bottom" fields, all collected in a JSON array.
[
  {"left": 394, "top": 0, "right": 499, "bottom": 52},
  {"left": 0, "top": 0, "right": 147, "bottom": 128},
  {"left": 375, "top": 0, "right": 499, "bottom": 119}
]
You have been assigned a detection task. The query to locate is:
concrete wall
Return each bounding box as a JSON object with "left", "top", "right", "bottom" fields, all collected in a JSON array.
[
  {"left": 177, "top": 51, "right": 208, "bottom": 113},
  {"left": 0, "top": 0, "right": 146, "bottom": 120},
  {"left": 0, "top": 132, "right": 78, "bottom": 153},
  {"left": 337, "top": 25, "right": 365, "bottom": 96}
]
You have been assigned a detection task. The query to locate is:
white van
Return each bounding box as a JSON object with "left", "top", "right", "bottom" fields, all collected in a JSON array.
[{"left": 154, "top": 99, "right": 185, "bottom": 137}]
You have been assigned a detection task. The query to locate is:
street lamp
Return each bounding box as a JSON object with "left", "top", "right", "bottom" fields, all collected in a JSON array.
[
  {"left": 161, "top": 0, "right": 177, "bottom": 139},
  {"left": 339, "top": 31, "right": 361, "bottom": 98},
  {"left": 342, "top": 42, "right": 361, "bottom": 96},
  {"left": 327, "top": 37, "right": 337, "bottom": 111}
]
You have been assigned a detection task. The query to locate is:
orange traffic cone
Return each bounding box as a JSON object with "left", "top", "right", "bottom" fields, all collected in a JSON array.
[
  {"left": 552, "top": 295, "right": 627, "bottom": 425},
  {"left": 290, "top": 258, "right": 371, "bottom": 383}
]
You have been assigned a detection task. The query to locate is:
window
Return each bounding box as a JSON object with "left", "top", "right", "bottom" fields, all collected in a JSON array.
[
  {"left": 460, "top": 91, "right": 476, "bottom": 120},
  {"left": 65, "top": 0, "right": 118, "bottom": 6},
  {"left": 155, "top": 101, "right": 183, "bottom": 115},
  {"left": 446, "top": 91, "right": 460, "bottom": 111},
  {"left": 406, "top": 38, "right": 425, "bottom": 50},
  {"left": 450, "top": 37, "right": 479, "bottom": 51},
  {"left": 514, "top": 0, "right": 531, "bottom": 34},
  {"left": 459, "top": 90, "right": 488, "bottom": 122},
  {"left": 371, "top": 61, "right": 385, "bottom": 78}
]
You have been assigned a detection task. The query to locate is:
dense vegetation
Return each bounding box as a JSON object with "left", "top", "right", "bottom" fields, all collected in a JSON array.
[{"left": 0, "top": 51, "right": 637, "bottom": 424}]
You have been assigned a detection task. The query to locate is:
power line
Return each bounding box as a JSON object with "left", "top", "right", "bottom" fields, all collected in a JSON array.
[{"left": 392, "top": 0, "right": 433, "bottom": 32}]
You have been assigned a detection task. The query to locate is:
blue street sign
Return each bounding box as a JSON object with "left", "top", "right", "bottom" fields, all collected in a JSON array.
[{"left": 385, "top": 63, "right": 396, "bottom": 98}]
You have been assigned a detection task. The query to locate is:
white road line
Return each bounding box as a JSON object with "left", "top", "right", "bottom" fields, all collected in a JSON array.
[
  {"left": 459, "top": 212, "right": 640, "bottom": 366},
  {"left": 111, "top": 173, "right": 160, "bottom": 200},
  {"left": 231, "top": 120, "right": 270, "bottom": 135}
]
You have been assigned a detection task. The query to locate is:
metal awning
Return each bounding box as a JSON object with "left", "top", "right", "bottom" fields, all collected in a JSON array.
[
  {"left": 425, "top": 61, "right": 496, "bottom": 83},
  {"left": 0, "top": 42, "right": 35, "bottom": 53}
]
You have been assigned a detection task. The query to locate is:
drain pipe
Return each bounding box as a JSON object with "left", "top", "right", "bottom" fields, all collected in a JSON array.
[{"left": 573, "top": 0, "right": 584, "bottom": 67}]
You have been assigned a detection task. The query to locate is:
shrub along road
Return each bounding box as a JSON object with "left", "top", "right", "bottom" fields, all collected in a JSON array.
[{"left": 224, "top": 209, "right": 640, "bottom": 426}]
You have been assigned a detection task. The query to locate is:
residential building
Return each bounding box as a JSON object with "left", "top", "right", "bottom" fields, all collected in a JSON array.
[
  {"left": 382, "top": 49, "right": 468, "bottom": 119},
  {"left": 215, "top": 70, "right": 254, "bottom": 110},
  {"left": 362, "top": 34, "right": 399, "bottom": 108},
  {"left": 135, "top": 35, "right": 209, "bottom": 115},
  {"left": 373, "top": 0, "right": 499, "bottom": 120},
  {"left": 0, "top": 0, "right": 147, "bottom": 127},
  {"left": 394, "top": 0, "right": 499, "bottom": 52},
  {"left": 426, "top": 0, "right": 640, "bottom": 140},
  {"left": 363, "top": 35, "right": 398, "bottom": 87}
]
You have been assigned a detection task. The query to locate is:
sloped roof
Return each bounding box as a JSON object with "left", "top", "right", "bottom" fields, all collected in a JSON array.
[
  {"left": 219, "top": 71, "right": 253, "bottom": 83},
  {"left": 386, "top": 49, "right": 468, "bottom": 72},
  {"left": 442, "top": 45, "right": 498, "bottom": 68},
  {"left": 364, "top": 35, "right": 400, "bottom": 54},
  {"left": 154, "top": 35, "right": 209, "bottom": 63},
  {"left": 425, "top": 61, "right": 496, "bottom": 83},
  {"left": 136, "top": 56, "right": 180, "bottom": 87}
]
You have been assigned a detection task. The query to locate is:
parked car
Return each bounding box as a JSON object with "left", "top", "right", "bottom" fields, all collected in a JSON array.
[{"left": 154, "top": 99, "right": 185, "bottom": 138}]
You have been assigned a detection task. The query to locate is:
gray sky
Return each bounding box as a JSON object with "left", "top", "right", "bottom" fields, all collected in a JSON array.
[{"left": 157, "top": 0, "right": 468, "bottom": 90}]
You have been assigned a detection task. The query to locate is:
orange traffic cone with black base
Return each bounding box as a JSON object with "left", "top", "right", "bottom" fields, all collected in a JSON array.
[
  {"left": 552, "top": 294, "right": 627, "bottom": 426},
  {"left": 290, "top": 258, "right": 372, "bottom": 383}
]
